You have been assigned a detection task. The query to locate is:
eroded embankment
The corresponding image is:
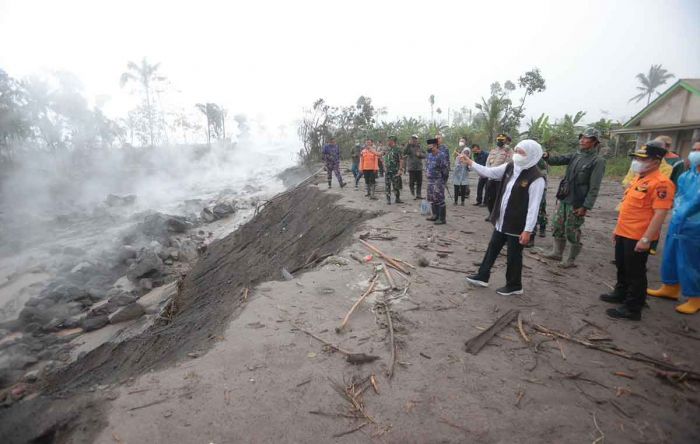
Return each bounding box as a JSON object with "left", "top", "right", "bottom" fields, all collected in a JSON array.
[{"left": 0, "top": 184, "right": 374, "bottom": 444}]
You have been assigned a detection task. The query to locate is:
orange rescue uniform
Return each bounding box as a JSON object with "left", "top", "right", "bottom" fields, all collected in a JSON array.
[
  {"left": 360, "top": 148, "right": 379, "bottom": 171},
  {"left": 614, "top": 169, "right": 675, "bottom": 241}
]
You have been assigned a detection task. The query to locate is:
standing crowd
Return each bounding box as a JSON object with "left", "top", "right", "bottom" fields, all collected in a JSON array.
[{"left": 321, "top": 131, "right": 700, "bottom": 321}]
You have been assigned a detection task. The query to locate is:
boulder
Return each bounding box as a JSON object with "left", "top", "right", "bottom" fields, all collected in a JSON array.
[
  {"left": 126, "top": 251, "right": 164, "bottom": 281},
  {"left": 88, "top": 299, "right": 119, "bottom": 317},
  {"left": 200, "top": 208, "right": 216, "bottom": 223},
  {"left": 178, "top": 240, "right": 199, "bottom": 262},
  {"left": 138, "top": 278, "right": 153, "bottom": 291},
  {"left": 141, "top": 213, "right": 190, "bottom": 238},
  {"left": 212, "top": 202, "right": 235, "bottom": 219},
  {"left": 81, "top": 315, "right": 109, "bottom": 332},
  {"left": 108, "top": 292, "right": 138, "bottom": 306},
  {"left": 109, "top": 303, "right": 145, "bottom": 324}
]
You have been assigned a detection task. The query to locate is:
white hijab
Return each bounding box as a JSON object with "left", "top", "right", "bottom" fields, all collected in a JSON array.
[{"left": 512, "top": 139, "right": 543, "bottom": 170}]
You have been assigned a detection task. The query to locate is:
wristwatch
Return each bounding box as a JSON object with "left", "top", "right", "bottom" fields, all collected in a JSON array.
[{"left": 640, "top": 237, "right": 650, "bottom": 244}]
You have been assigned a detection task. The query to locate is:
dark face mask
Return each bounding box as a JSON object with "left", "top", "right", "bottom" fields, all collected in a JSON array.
[{"left": 496, "top": 141, "right": 505, "bottom": 148}]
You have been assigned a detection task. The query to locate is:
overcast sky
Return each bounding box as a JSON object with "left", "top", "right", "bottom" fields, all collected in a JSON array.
[{"left": 1, "top": 0, "right": 699, "bottom": 132}]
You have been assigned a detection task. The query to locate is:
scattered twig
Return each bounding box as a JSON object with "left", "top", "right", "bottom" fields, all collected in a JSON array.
[
  {"left": 438, "top": 417, "right": 470, "bottom": 434},
  {"left": 309, "top": 410, "right": 358, "bottom": 419},
  {"left": 592, "top": 412, "right": 605, "bottom": 444},
  {"left": 514, "top": 387, "right": 525, "bottom": 408},
  {"left": 359, "top": 239, "right": 410, "bottom": 275},
  {"left": 384, "top": 262, "right": 410, "bottom": 280},
  {"left": 381, "top": 262, "right": 398, "bottom": 290},
  {"left": 332, "top": 422, "right": 367, "bottom": 438},
  {"left": 465, "top": 310, "right": 520, "bottom": 355},
  {"left": 517, "top": 312, "right": 530, "bottom": 343},
  {"left": 370, "top": 375, "right": 380, "bottom": 394},
  {"left": 128, "top": 398, "right": 169, "bottom": 411},
  {"left": 337, "top": 275, "right": 378, "bottom": 333},
  {"left": 377, "top": 300, "right": 397, "bottom": 380},
  {"left": 291, "top": 322, "right": 380, "bottom": 364},
  {"left": 419, "top": 352, "right": 432, "bottom": 360},
  {"left": 427, "top": 264, "right": 468, "bottom": 274},
  {"left": 296, "top": 379, "right": 312, "bottom": 387},
  {"left": 613, "top": 371, "right": 635, "bottom": 380},
  {"left": 531, "top": 323, "right": 700, "bottom": 379}
]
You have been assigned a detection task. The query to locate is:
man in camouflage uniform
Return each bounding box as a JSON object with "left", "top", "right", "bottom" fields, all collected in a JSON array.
[
  {"left": 384, "top": 136, "right": 405, "bottom": 204},
  {"left": 541, "top": 127, "right": 606, "bottom": 268},
  {"left": 322, "top": 137, "right": 345, "bottom": 188},
  {"left": 426, "top": 138, "right": 450, "bottom": 225}
]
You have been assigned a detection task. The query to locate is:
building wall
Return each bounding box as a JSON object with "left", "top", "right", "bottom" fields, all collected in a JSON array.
[
  {"left": 640, "top": 89, "right": 688, "bottom": 127},
  {"left": 685, "top": 93, "right": 700, "bottom": 122}
]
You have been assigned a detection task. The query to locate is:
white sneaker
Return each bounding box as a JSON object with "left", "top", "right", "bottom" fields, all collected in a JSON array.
[{"left": 466, "top": 276, "right": 489, "bottom": 287}]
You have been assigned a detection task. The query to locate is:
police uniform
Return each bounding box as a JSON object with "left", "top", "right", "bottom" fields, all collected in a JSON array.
[
  {"left": 602, "top": 142, "right": 675, "bottom": 320},
  {"left": 322, "top": 142, "right": 345, "bottom": 188},
  {"left": 425, "top": 138, "right": 449, "bottom": 224}
]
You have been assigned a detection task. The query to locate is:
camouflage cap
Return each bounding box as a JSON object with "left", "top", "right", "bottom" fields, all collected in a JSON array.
[{"left": 579, "top": 127, "right": 601, "bottom": 141}]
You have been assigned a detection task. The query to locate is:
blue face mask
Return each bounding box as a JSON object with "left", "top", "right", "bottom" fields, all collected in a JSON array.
[{"left": 689, "top": 151, "right": 700, "bottom": 167}]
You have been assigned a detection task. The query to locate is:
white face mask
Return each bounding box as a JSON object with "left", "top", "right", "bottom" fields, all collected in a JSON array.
[
  {"left": 630, "top": 159, "right": 654, "bottom": 174},
  {"left": 512, "top": 153, "right": 529, "bottom": 167},
  {"left": 459, "top": 141, "right": 466, "bottom": 147}
]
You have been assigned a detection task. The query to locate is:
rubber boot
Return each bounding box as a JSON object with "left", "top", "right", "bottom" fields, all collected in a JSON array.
[
  {"left": 538, "top": 225, "right": 546, "bottom": 238},
  {"left": 434, "top": 206, "right": 446, "bottom": 225},
  {"left": 426, "top": 204, "right": 438, "bottom": 221},
  {"left": 542, "top": 238, "right": 566, "bottom": 261},
  {"left": 559, "top": 243, "right": 582, "bottom": 268},
  {"left": 365, "top": 183, "right": 370, "bottom": 197},
  {"left": 647, "top": 284, "right": 681, "bottom": 300},
  {"left": 386, "top": 192, "right": 391, "bottom": 204},
  {"left": 370, "top": 183, "right": 378, "bottom": 200},
  {"left": 395, "top": 191, "right": 402, "bottom": 204},
  {"left": 328, "top": 179, "right": 331, "bottom": 189},
  {"left": 676, "top": 298, "right": 700, "bottom": 314}
]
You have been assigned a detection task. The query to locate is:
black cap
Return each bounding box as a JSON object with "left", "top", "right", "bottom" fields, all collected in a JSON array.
[
  {"left": 426, "top": 138, "right": 438, "bottom": 145},
  {"left": 630, "top": 141, "right": 667, "bottom": 160}
]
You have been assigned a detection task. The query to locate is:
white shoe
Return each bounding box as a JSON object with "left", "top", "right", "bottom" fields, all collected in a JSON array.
[{"left": 466, "top": 276, "right": 488, "bottom": 287}]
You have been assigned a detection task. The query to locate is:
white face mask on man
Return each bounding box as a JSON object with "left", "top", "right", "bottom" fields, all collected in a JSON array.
[
  {"left": 459, "top": 141, "right": 466, "bottom": 147},
  {"left": 630, "top": 159, "right": 655, "bottom": 174}
]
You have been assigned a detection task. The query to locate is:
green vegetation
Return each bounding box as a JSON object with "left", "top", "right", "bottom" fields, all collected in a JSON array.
[
  {"left": 629, "top": 64, "right": 675, "bottom": 106},
  {"left": 298, "top": 67, "right": 635, "bottom": 177}
]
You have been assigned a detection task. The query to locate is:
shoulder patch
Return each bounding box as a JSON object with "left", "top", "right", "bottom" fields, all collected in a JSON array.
[{"left": 656, "top": 187, "right": 668, "bottom": 199}]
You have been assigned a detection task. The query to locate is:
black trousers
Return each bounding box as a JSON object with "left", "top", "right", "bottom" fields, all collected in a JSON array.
[
  {"left": 408, "top": 170, "right": 423, "bottom": 196},
  {"left": 453, "top": 184, "right": 469, "bottom": 203},
  {"left": 476, "top": 230, "right": 524, "bottom": 289},
  {"left": 484, "top": 179, "right": 500, "bottom": 213},
  {"left": 363, "top": 170, "right": 376, "bottom": 186},
  {"left": 614, "top": 235, "right": 649, "bottom": 312},
  {"left": 476, "top": 177, "right": 488, "bottom": 204}
]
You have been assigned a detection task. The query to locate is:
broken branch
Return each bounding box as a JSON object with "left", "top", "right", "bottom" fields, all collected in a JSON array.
[
  {"left": 336, "top": 275, "right": 379, "bottom": 333},
  {"left": 464, "top": 310, "right": 520, "bottom": 355}
]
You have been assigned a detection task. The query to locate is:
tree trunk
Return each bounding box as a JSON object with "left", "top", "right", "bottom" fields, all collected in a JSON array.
[{"left": 145, "top": 84, "right": 154, "bottom": 147}]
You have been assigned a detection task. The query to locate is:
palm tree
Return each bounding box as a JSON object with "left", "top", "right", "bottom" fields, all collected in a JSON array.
[
  {"left": 195, "top": 103, "right": 222, "bottom": 145},
  {"left": 120, "top": 58, "right": 166, "bottom": 146},
  {"left": 428, "top": 94, "right": 435, "bottom": 122},
  {"left": 629, "top": 64, "right": 675, "bottom": 105}
]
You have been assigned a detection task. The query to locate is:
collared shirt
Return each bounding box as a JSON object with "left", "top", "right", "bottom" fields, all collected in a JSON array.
[
  {"left": 473, "top": 150, "right": 489, "bottom": 166},
  {"left": 403, "top": 143, "right": 425, "bottom": 171},
  {"left": 322, "top": 144, "right": 340, "bottom": 164},
  {"left": 486, "top": 146, "right": 512, "bottom": 168},
  {"left": 471, "top": 162, "right": 545, "bottom": 234},
  {"left": 614, "top": 169, "right": 675, "bottom": 241}
]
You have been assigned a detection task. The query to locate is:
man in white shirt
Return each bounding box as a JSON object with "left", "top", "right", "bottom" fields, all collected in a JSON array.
[{"left": 461, "top": 140, "right": 545, "bottom": 295}]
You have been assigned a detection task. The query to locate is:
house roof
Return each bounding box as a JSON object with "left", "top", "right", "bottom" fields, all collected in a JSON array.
[{"left": 622, "top": 78, "right": 700, "bottom": 129}]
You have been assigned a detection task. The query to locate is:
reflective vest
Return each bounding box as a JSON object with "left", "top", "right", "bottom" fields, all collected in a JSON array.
[{"left": 360, "top": 148, "right": 379, "bottom": 171}]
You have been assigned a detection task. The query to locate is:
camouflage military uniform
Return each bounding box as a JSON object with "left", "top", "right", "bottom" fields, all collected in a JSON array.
[{"left": 384, "top": 145, "right": 403, "bottom": 203}]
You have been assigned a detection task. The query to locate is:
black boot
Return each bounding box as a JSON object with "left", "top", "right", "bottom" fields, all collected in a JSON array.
[
  {"left": 426, "top": 204, "right": 438, "bottom": 221},
  {"left": 606, "top": 306, "right": 641, "bottom": 321},
  {"left": 328, "top": 180, "right": 331, "bottom": 189},
  {"left": 386, "top": 193, "right": 391, "bottom": 204},
  {"left": 395, "top": 191, "right": 402, "bottom": 204},
  {"left": 600, "top": 286, "right": 625, "bottom": 304},
  {"left": 434, "top": 206, "right": 446, "bottom": 225},
  {"left": 539, "top": 225, "right": 546, "bottom": 238}
]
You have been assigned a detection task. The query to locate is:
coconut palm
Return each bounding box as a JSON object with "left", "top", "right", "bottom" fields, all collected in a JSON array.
[
  {"left": 195, "top": 103, "right": 223, "bottom": 145},
  {"left": 629, "top": 64, "right": 675, "bottom": 105},
  {"left": 429, "top": 94, "right": 435, "bottom": 122},
  {"left": 120, "top": 58, "right": 166, "bottom": 146}
]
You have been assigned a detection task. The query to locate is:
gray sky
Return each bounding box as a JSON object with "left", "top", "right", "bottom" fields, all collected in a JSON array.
[{"left": 1, "top": 0, "right": 699, "bottom": 131}]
